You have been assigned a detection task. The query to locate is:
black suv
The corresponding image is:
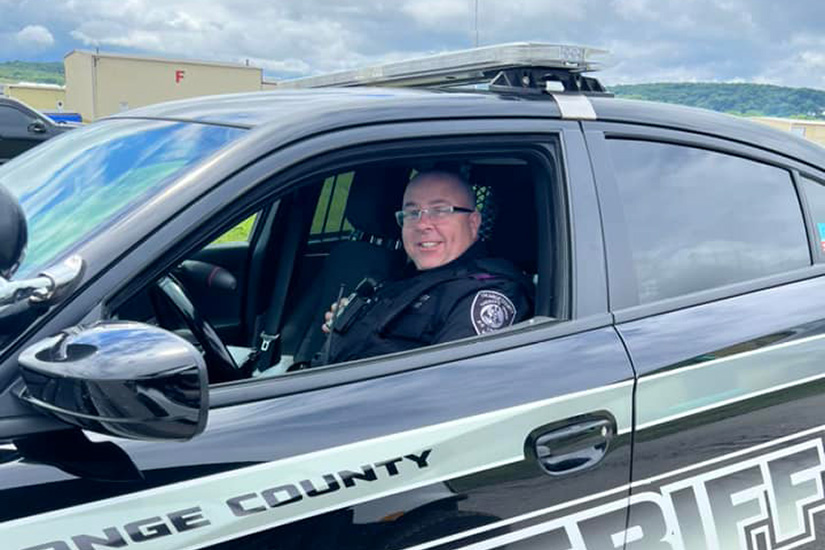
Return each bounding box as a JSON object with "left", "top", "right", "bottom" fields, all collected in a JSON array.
[
  {"left": 1, "top": 43, "right": 825, "bottom": 550},
  {"left": 0, "top": 96, "right": 75, "bottom": 164}
]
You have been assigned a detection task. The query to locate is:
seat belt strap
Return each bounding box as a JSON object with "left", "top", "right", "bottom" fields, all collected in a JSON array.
[{"left": 242, "top": 196, "right": 309, "bottom": 375}]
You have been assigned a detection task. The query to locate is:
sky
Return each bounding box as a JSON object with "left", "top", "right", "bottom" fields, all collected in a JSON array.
[{"left": 1, "top": 0, "right": 825, "bottom": 89}]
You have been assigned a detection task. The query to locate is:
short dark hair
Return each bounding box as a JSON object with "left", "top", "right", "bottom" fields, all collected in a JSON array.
[{"left": 406, "top": 170, "right": 476, "bottom": 209}]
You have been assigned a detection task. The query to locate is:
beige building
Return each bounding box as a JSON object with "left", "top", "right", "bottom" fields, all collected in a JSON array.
[
  {"left": 4, "top": 82, "right": 66, "bottom": 112},
  {"left": 752, "top": 117, "right": 825, "bottom": 147},
  {"left": 64, "top": 50, "right": 264, "bottom": 122}
]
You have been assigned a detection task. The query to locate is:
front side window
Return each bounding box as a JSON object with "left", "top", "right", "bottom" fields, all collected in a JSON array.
[
  {"left": 607, "top": 139, "right": 810, "bottom": 304},
  {"left": 115, "top": 147, "right": 556, "bottom": 385}
]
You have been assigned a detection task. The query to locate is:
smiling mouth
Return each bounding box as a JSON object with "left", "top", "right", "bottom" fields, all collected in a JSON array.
[{"left": 418, "top": 241, "right": 442, "bottom": 249}]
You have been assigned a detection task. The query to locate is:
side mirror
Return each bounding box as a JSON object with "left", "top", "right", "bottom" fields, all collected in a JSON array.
[
  {"left": 27, "top": 120, "right": 47, "bottom": 134},
  {"left": 0, "top": 184, "right": 27, "bottom": 280},
  {"left": 17, "top": 321, "right": 209, "bottom": 441}
]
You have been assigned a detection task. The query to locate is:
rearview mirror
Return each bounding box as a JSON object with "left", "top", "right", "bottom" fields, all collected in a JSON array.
[{"left": 17, "top": 321, "right": 209, "bottom": 441}]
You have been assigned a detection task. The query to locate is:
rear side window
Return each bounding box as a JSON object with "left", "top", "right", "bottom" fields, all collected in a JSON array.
[
  {"left": 310, "top": 171, "right": 354, "bottom": 241},
  {"left": 607, "top": 139, "right": 810, "bottom": 304},
  {"left": 0, "top": 105, "right": 32, "bottom": 127}
]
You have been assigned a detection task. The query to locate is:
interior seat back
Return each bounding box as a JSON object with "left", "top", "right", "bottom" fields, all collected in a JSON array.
[
  {"left": 284, "top": 165, "right": 409, "bottom": 363},
  {"left": 471, "top": 164, "right": 538, "bottom": 277}
]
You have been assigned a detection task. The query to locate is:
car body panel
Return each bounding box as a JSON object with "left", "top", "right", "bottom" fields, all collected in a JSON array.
[
  {"left": 2, "top": 83, "right": 825, "bottom": 549},
  {"left": 0, "top": 108, "right": 635, "bottom": 549},
  {"left": 619, "top": 277, "right": 825, "bottom": 550},
  {"left": 1, "top": 325, "right": 634, "bottom": 549},
  {"left": 582, "top": 117, "right": 825, "bottom": 548}
]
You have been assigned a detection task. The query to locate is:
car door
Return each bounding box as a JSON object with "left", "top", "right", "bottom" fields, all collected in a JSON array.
[
  {"left": 586, "top": 122, "right": 825, "bottom": 550},
  {"left": 0, "top": 118, "right": 635, "bottom": 550},
  {"left": 0, "top": 103, "right": 52, "bottom": 163}
]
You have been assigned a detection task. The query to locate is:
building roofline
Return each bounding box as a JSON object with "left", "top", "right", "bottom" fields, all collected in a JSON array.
[
  {"left": 6, "top": 82, "right": 65, "bottom": 90},
  {"left": 752, "top": 116, "right": 825, "bottom": 126},
  {"left": 64, "top": 49, "right": 262, "bottom": 72}
]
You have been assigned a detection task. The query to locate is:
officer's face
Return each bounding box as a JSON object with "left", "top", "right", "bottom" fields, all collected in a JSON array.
[{"left": 401, "top": 176, "right": 481, "bottom": 270}]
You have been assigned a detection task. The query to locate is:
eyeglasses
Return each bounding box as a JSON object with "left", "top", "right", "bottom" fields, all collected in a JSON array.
[{"left": 395, "top": 205, "right": 475, "bottom": 227}]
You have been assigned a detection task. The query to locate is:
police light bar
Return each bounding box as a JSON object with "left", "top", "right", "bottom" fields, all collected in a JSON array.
[{"left": 274, "top": 42, "right": 609, "bottom": 90}]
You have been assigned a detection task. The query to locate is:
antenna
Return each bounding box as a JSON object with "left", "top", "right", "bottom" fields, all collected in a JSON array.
[{"left": 474, "top": 0, "right": 479, "bottom": 47}]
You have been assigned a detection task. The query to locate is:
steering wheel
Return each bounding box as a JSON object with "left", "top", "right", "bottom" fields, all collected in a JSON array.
[{"left": 150, "top": 275, "right": 240, "bottom": 383}]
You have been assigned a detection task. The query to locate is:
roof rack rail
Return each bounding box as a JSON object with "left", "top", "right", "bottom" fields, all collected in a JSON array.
[{"left": 274, "top": 42, "right": 610, "bottom": 94}]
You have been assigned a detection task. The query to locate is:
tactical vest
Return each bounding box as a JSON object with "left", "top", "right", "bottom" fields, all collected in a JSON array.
[{"left": 313, "top": 256, "right": 533, "bottom": 366}]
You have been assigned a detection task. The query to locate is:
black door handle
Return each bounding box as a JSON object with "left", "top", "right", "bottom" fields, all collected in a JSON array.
[{"left": 529, "top": 415, "right": 614, "bottom": 476}]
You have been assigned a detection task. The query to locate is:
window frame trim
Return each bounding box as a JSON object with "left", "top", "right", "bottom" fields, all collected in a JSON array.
[
  {"left": 151, "top": 133, "right": 575, "bottom": 402},
  {"left": 796, "top": 170, "right": 825, "bottom": 264},
  {"left": 94, "top": 121, "right": 593, "bottom": 406},
  {"left": 584, "top": 121, "right": 821, "bottom": 322}
]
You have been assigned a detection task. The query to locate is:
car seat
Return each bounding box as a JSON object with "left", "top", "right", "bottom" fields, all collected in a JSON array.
[
  {"left": 470, "top": 163, "right": 538, "bottom": 278},
  {"left": 284, "top": 165, "right": 409, "bottom": 364}
]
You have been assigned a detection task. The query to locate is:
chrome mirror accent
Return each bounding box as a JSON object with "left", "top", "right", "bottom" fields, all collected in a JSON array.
[{"left": 0, "top": 255, "right": 84, "bottom": 320}]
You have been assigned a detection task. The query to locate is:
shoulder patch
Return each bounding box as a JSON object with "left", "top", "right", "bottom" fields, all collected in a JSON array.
[{"left": 471, "top": 290, "right": 517, "bottom": 335}]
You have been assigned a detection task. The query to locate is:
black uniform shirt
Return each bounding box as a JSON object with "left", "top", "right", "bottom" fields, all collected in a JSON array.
[{"left": 313, "top": 241, "right": 533, "bottom": 366}]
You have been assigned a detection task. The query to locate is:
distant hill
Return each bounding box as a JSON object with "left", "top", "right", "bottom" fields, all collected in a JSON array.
[
  {"left": 610, "top": 82, "right": 825, "bottom": 120},
  {"left": 2, "top": 61, "right": 823, "bottom": 120},
  {"left": 0, "top": 61, "right": 64, "bottom": 85}
]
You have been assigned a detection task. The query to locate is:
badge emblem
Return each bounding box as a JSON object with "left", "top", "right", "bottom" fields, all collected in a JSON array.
[{"left": 471, "top": 290, "right": 516, "bottom": 334}]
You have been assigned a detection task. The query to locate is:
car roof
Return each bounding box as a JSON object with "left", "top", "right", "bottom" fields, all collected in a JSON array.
[
  {"left": 110, "top": 87, "right": 559, "bottom": 128},
  {"left": 0, "top": 96, "right": 35, "bottom": 109},
  {"left": 110, "top": 86, "right": 825, "bottom": 172}
]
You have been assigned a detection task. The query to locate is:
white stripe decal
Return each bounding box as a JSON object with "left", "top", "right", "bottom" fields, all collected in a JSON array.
[
  {"left": 641, "top": 332, "right": 825, "bottom": 384},
  {"left": 637, "top": 332, "right": 825, "bottom": 430},
  {"left": 1, "top": 380, "right": 633, "bottom": 550},
  {"left": 403, "top": 424, "right": 825, "bottom": 550},
  {"left": 637, "top": 370, "right": 825, "bottom": 432}
]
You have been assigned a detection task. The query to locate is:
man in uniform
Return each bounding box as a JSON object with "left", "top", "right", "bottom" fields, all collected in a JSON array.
[{"left": 311, "top": 170, "right": 533, "bottom": 366}]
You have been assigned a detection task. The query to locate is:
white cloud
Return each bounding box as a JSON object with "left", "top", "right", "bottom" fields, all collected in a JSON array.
[
  {"left": 401, "top": 0, "right": 469, "bottom": 27},
  {"left": 755, "top": 48, "right": 825, "bottom": 89},
  {"left": 16, "top": 25, "right": 54, "bottom": 48},
  {"left": 3, "top": 0, "right": 825, "bottom": 90},
  {"left": 244, "top": 56, "right": 311, "bottom": 76},
  {"left": 611, "top": 0, "right": 656, "bottom": 21},
  {"left": 60, "top": 1, "right": 367, "bottom": 74}
]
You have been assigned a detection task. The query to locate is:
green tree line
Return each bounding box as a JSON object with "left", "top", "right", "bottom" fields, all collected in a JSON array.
[
  {"left": 610, "top": 82, "right": 825, "bottom": 119},
  {"left": 0, "top": 61, "right": 64, "bottom": 85}
]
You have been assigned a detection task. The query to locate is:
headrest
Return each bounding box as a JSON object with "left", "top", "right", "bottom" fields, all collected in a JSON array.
[
  {"left": 345, "top": 165, "right": 408, "bottom": 238},
  {"left": 0, "top": 185, "right": 27, "bottom": 279},
  {"left": 471, "top": 164, "right": 537, "bottom": 275}
]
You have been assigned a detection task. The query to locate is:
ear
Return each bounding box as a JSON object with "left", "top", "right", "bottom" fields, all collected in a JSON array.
[{"left": 469, "top": 210, "right": 482, "bottom": 239}]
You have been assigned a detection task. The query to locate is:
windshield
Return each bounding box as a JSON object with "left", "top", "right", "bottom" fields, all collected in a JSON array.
[{"left": 0, "top": 118, "right": 246, "bottom": 278}]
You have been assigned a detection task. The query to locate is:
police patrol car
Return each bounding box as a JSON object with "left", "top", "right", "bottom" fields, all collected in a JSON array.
[{"left": 1, "top": 43, "right": 825, "bottom": 550}]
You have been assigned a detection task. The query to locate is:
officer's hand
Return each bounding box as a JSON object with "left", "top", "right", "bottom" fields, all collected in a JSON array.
[{"left": 322, "top": 297, "right": 350, "bottom": 333}]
